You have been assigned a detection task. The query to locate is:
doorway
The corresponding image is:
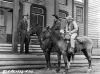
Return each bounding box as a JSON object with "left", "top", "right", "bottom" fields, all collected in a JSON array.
[{"left": 30, "top": 4, "right": 46, "bottom": 29}]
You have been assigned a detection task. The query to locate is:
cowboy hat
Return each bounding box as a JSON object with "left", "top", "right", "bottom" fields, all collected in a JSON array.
[
  {"left": 65, "top": 15, "right": 73, "bottom": 20},
  {"left": 52, "top": 14, "right": 59, "bottom": 19}
]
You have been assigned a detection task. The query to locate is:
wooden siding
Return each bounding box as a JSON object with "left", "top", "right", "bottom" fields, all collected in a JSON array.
[
  {"left": 59, "top": 0, "right": 72, "bottom": 16},
  {"left": 59, "top": 0, "right": 72, "bottom": 29},
  {"left": 88, "top": 0, "right": 100, "bottom": 47},
  {"left": 45, "top": 0, "right": 54, "bottom": 27}
]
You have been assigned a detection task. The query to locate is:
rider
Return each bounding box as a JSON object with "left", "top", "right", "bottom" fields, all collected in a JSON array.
[
  {"left": 52, "top": 14, "right": 61, "bottom": 31},
  {"left": 64, "top": 15, "right": 78, "bottom": 54}
]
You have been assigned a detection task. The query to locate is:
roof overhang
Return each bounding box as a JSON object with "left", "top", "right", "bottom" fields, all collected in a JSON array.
[{"left": 0, "top": 1, "right": 13, "bottom": 9}]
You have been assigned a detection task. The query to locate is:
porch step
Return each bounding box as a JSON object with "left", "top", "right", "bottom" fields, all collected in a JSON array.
[
  {"left": 0, "top": 44, "right": 43, "bottom": 53},
  {"left": 0, "top": 54, "right": 89, "bottom": 70},
  {"left": 30, "top": 35, "right": 40, "bottom": 45},
  {"left": 0, "top": 43, "right": 99, "bottom": 70}
]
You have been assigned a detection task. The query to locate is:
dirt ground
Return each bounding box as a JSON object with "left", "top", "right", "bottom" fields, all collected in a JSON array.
[{"left": 1, "top": 58, "right": 100, "bottom": 74}]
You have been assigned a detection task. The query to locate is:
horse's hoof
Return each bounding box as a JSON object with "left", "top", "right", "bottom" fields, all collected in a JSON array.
[
  {"left": 67, "top": 62, "right": 71, "bottom": 69},
  {"left": 56, "top": 68, "right": 60, "bottom": 73},
  {"left": 87, "top": 69, "right": 92, "bottom": 73},
  {"left": 63, "top": 71, "right": 68, "bottom": 74},
  {"left": 45, "top": 67, "right": 50, "bottom": 70},
  {"left": 47, "top": 68, "right": 50, "bottom": 70},
  {"left": 68, "top": 66, "right": 70, "bottom": 69}
]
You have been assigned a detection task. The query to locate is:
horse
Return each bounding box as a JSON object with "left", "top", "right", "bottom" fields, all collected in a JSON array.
[
  {"left": 42, "top": 27, "right": 93, "bottom": 73},
  {"left": 27, "top": 24, "right": 55, "bottom": 70},
  {"left": 42, "top": 27, "right": 69, "bottom": 74},
  {"left": 64, "top": 32, "right": 93, "bottom": 73}
]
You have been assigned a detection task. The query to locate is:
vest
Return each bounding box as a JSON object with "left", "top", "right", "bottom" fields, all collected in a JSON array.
[
  {"left": 65, "top": 21, "right": 78, "bottom": 33},
  {"left": 68, "top": 22, "right": 74, "bottom": 31}
]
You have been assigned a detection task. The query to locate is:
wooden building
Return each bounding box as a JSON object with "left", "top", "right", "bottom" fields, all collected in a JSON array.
[
  {"left": 88, "top": 0, "right": 100, "bottom": 47},
  {"left": 0, "top": 0, "right": 88, "bottom": 52}
]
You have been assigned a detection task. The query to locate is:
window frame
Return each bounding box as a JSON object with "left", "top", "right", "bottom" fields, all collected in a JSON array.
[
  {"left": 59, "top": 0, "right": 68, "bottom": 5},
  {"left": 76, "top": 6, "right": 83, "bottom": 23},
  {"left": 0, "top": 10, "right": 5, "bottom": 26},
  {"left": 3, "top": 0, "right": 13, "bottom": 2}
]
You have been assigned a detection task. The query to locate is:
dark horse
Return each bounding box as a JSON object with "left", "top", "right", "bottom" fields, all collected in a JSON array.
[
  {"left": 41, "top": 27, "right": 93, "bottom": 73},
  {"left": 27, "top": 24, "right": 55, "bottom": 70},
  {"left": 41, "top": 27, "right": 69, "bottom": 74}
]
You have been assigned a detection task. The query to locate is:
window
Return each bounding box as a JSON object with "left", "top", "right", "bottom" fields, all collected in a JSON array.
[
  {"left": 30, "top": 5, "right": 46, "bottom": 29},
  {"left": 3, "top": 0, "right": 13, "bottom": 2},
  {"left": 76, "top": 6, "right": 83, "bottom": 23},
  {"left": 75, "top": 0, "right": 84, "bottom": 3},
  {"left": 31, "top": 7, "right": 44, "bottom": 14},
  {"left": 0, "top": 10, "right": 4, "bottom": 26},
  {"left": 59, "top": 0, "right": 68, "bottom": 5}
]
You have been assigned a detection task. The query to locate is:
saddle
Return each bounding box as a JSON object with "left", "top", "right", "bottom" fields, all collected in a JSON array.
[
  {"left": 76, "top": 36, "right": 85, "bottom": 43},
  {"left": 64, "top": 33, "right": 71, "bottom": 40}
]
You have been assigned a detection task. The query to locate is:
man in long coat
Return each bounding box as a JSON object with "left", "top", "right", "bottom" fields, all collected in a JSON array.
[{"left": 18, "top": 16, "right": 29, "bottom": 54}]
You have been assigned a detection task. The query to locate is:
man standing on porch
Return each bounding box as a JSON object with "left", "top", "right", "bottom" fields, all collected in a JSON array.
[{"left": 18, "top": 16, "right": 29, "bottom": 54}]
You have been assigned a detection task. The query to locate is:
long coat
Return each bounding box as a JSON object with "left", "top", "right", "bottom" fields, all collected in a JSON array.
[
  {"left": 18, "top": 20, "right": 28, "bottom": 35},
  {"left": 52, "top": 19, "right": 61, "bottom": 31}
]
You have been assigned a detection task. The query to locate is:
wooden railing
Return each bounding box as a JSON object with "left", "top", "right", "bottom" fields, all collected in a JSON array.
[{"left": 92, "top": 39, "right": 99, "bottom": 47}]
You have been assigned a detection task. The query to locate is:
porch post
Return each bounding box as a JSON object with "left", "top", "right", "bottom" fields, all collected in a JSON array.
[
  {"left": 72, "top": 0, "right": 74, "bottom": 18},
  {"left": 84, "top": 0, "right": 88, "bottom": 36},
  {"left": 54, "top": 0, "right": 59, "bottom": 16},
  {"left": 12, "top": 0, "right": 19, "bottom": 53}
]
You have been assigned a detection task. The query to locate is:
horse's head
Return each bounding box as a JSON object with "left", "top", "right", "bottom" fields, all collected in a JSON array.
[
  {"left": 40, "top": 26, "right": 51, "bottom": 41},
  {"left": 27, "top": 24, "right": 40, "bottom": 37}
]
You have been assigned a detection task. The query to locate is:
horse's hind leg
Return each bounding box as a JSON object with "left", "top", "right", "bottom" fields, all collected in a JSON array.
[{"left": 82, "top": 49, "right": 92, "bottom": 72}]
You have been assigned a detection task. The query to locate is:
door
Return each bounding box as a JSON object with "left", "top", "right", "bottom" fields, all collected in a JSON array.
[
  {"left": 30, "top": 4, "right": 46, "bottom": 29},
  {"left": 0, "top": 9, "right": 6, "bottom": 43}
]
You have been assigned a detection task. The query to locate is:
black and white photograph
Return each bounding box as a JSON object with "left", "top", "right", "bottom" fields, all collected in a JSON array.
[{"left": 0, "top": 0, "right": 100, "bottom": 74}]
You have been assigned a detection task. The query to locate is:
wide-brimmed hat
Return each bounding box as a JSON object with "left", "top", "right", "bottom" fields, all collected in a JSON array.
[
  {"left": 65, "top": 15, "right": 73, "bottom": 20},
  {"left": 52, "top": 14, "right": 59, "bottom": 19}
]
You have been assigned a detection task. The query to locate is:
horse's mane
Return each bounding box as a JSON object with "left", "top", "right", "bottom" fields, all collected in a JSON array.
[
  {"left": 51, "top": 30, "right": 62, "bottom": 40},
  {"left": 28, "top": 24, "right": 42, "bottom": 37}
]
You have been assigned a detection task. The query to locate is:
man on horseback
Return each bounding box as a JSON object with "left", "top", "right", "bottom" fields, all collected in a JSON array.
[
  {"left": 52, "top": 14, "right": 61, "bottom": 31},
  {"left": 64, "top": 15, "right": 78, "bottom": 54}
]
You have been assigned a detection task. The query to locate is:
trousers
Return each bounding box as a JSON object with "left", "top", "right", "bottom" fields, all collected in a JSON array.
[
  {"left": 20, "top": 30, "right": 29, "bottom": 53},
  {"left": 70, "top": 33, "right": 77, "bottom": 48}
]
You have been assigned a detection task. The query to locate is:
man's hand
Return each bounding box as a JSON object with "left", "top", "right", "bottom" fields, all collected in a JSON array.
[
  {"left": 69, "top": 32, "right": 72, "bottom": 35},
  {"left": 65, "top": 31, "right": 71, "bottom": 35}
]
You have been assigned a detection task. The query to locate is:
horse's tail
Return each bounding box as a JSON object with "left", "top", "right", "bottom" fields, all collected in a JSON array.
[{"left": 91, "top": 46, "right": 93, "bottom": 55}]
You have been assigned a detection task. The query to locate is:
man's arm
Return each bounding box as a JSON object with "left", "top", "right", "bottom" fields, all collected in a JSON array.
[
  {"left": 53, "top": 20, "right": 61, "bottom": 30},
  {"left": 17, "top": 21, "right": 22, "bottom": 35},
  {"left": 71, "top": 21, "right": 78, "bottom": 34}
]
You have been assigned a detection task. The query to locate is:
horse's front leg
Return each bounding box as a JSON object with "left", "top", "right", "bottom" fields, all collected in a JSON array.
[
  {"left": 62, "top": 51, "right": 68, "bottom": 74},
  {"left": 67, "top": 53, "right": 71, "bottom": 69},
  {"left": 56, "top": 52, "right": 61, "bottom": 73},
  {"left": 44, "top": 51, "right": 51, "bottom": 70}
]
